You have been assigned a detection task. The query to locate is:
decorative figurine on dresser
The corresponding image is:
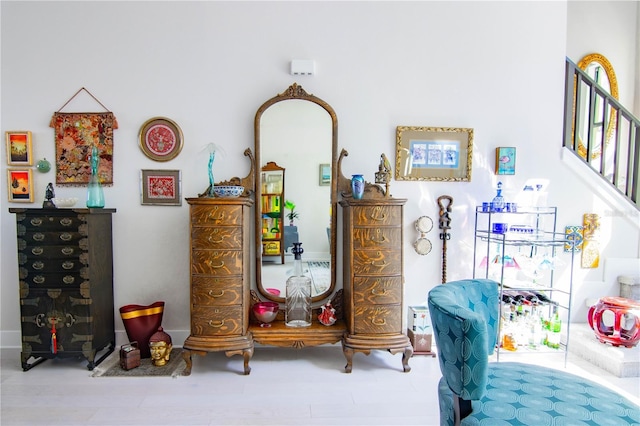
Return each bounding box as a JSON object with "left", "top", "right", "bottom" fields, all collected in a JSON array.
[
  {"left": 337, "top": 149, "right": 413, "bottom": 373},
  {"left": 8, "top": 207, "right": 116, "bottom": 371},
  {"left": 181, "top": 148, "right": 256, "bottom": 375}
]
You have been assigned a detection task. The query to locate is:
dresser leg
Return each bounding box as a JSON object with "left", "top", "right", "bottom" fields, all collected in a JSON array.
[
  {"left": 242, "top": 348, "right": 253, "bottom": 375},
  {"left": 181, "top": 349, "right": 194, "bottom": 376},
  {"left": 343, "top": 345, "right": 354, "bottom": 373},
  {"left": 401, "top": 346, "right": 413, "bottom": 373}
]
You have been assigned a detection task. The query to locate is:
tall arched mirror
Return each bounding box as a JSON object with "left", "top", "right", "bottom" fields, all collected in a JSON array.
[
  {"left": 576, "top": 53, "right": 619, "bottom": 160},
  {"left": 254, "top": 84, "right": 338, "bottom": 303}
]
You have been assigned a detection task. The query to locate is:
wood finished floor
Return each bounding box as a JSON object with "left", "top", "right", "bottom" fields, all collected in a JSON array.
[{"left": 1, "top": 346, "right": 638, "bottom": 426}]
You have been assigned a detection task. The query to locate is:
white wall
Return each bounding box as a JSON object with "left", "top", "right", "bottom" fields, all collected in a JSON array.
[{"left": 1, "top": 1, "right": 638, "bottom": 347}]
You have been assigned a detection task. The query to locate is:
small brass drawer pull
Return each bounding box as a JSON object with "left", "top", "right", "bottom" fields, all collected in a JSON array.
[
  {"left": 371, "top": 288, "right": 388, "bottom": 296},
  {"left": 369, "top": 260, "right": 388, "bottom": 268},
  {"left": 208, "top": 235, "right": 223, "bottom": 244},
  {"left": 372, "top": 318, "right": 386, "bottom": 326},
  {"left": 208, "top": 290, "right": 225, "bottom": 298},
  {"left": 63, "top": 275, "right": 75, "bottom": 284},
  {"left": 61, "top": 247, "right": 74, "bottom": 255},
  {"left": 204, "top": 259, "right": 225, "bottom": 269},
  {"left": 30, "top": 218, "right": 43, "bottom": 227},
  {"left": 62, "top": 261, "right": 74, "bottom": 270},
  {"left": 32, "top": 261, "right": 44, "bottom": 270},
  {"left": 59, "top": 218, "right": 73, "bottom": 227},
  {"left": 33, "top": 233, "right": 45, "bottom": 241},
  {"left": 59, "top": 233, "right": 73, "bottom": 241},
  {"left": 208, "top": 320, "right": 225, "bottom": 328},
  {"left": 33, "top": 275, "right": 45, "bottom": 284},
  {"left": 31, "top": 247, "right": 44, "bottom": 256}
]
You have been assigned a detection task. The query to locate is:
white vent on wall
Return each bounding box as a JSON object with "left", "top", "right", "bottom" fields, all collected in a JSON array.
[{"left": 290, "top": 59, "right": 316, "bottom": 76}]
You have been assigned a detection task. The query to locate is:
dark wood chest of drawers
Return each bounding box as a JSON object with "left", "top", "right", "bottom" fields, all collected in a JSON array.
[
  {"left": 340, "top": 198, "right": 412, "bottom": 373},
  {"left": 182, "top": 197, "right": 254, "bottom": 375},
  {"left": 9, "top": 208, "right": 116, "bottom": 371}
]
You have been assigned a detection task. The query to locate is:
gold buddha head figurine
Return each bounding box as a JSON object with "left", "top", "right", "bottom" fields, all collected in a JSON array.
[{"left": 148, "top": 326, "right": 172, "bottom": 366}]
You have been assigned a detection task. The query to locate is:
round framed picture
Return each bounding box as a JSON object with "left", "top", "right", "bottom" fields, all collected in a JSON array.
[{"left": 139, "top": 117, "right": 183, "bottom": 161}]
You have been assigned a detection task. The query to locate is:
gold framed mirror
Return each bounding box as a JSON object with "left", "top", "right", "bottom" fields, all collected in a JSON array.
[
  {"left": 575, "top": 53, "right": 619, "bottom": 160},
  {"left": 254, "top": 84, "right": 338, "bottom": 303}
]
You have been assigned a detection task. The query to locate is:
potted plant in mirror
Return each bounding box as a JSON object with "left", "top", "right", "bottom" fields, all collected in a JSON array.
[{"left": 285, "top": 200, "right": 299, "bottom": 226}]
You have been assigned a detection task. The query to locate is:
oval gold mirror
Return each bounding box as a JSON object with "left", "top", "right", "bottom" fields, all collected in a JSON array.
[
  {"left": 254, "top": 84, "right": 338, "bottom": 303},
  {"left": 576, "top": 53, "right": 619, "bottom": 159}
]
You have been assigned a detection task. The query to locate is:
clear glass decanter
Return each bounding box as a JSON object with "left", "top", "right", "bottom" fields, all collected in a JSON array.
[{"left": 285, "top": 242, "right": 312, "bottom": 327}]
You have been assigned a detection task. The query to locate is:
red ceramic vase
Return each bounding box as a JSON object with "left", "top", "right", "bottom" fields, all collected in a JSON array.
[{"left": 119, "top": 301, "right": 165, "bottom": 358}]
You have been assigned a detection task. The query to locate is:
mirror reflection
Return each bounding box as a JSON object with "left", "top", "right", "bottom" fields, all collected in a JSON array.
[{"left": 255, "top": 85, "right": 338, "bottom": 303}]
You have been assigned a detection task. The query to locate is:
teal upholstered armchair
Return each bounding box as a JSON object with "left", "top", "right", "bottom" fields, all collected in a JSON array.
[{"left": 428, "top": 279, "right": 639, "bottom": 426}]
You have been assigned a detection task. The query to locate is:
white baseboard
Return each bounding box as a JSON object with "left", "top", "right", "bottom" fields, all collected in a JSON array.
[{"left": 1, "top": 329, "right": 191, "bottom": 350}]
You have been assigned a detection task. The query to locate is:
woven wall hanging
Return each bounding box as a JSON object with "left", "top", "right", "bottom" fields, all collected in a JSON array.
[{"left": 50, "top": 88, "right": 118, "bottom": 186}]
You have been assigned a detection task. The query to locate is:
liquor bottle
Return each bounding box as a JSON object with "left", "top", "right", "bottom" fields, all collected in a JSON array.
[
  {"left": 547, "top": 306, "right": 562, "bottom": 349},
  {"left": 285, "top": 242, "right": 312, "bottom": 327}
]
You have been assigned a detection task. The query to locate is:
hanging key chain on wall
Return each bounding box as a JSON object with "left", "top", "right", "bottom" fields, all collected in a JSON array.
[{"left": 437, "top": 195, "right": 453, "bottom": 284}]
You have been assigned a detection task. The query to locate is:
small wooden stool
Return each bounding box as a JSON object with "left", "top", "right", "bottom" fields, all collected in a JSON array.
[{"left": 588, "top": 296, "right": 640, "bottom": 348}]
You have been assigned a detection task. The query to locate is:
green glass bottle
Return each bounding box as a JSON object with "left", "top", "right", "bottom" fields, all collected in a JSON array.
[
  {"left": 86, "top": 146, "right": 105, "bottom": 208},
  {"left": 547, "top": 306, "right": 562, "bottom": 349}
]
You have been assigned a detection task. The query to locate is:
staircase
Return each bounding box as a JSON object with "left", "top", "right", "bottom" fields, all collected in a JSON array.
[{"left": 562, "top": 57, "right": 640, "bottom": 211}]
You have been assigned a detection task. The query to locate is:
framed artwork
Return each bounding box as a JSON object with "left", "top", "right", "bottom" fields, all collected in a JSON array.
[
  {"left": 139, "top": 117, "right": 183, "bottom": 162},
  {"left": 140, "top": 169, "right": 182, "bottom": 206},
  {"left": 319, "top": 163, "right": 331, "bottom": 186},
  {"left": 495, "top": 147, "right": 516, "bottom": 175},
  {"left": 51, "top": 112, "right": 116, "bottom": 185},
  {"left": 5, "top": 131, "right": 33, "bottom": 166},
  {"left": 395, "top": 126, "right": 473, "bottom": 182},
  {"left": 7, "top": 169, "right": 34, "bottom": 202}
]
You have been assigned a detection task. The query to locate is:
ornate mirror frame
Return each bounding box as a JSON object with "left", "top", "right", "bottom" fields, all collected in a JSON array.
[
  {"left": 254, "top": 83, "right": 339, "bottom": 303},
  {"left": 575, "top": 53, "right": 619, "bottom": 160}
]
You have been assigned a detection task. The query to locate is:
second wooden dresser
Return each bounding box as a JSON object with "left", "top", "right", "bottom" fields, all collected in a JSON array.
[
  {"left": 340, "top": 198, "right": 412, "bottom": 373},
  {"left": 182, "top": 197, "right": 254, "bottom": 375}
]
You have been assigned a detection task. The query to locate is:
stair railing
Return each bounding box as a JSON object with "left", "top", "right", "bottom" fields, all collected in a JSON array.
[{"left": 563, "top": 57, "right": 639, "bottom": 210}]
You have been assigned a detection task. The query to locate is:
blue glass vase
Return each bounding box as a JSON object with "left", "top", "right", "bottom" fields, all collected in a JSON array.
[
  {"left": 86, "top": 146, "right": 105, "bottom": 208},
  {"left": 351, "top": 174, "right": 365, "bottom": 200}
]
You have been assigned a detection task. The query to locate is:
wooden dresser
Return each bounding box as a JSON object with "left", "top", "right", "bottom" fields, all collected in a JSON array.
[
  {"left": 340, "top": 198, "right": 412, "bottom": 373},
  {"left": 182, "top": 197, "right": 254, "bottom": 375},
  {"left": 8, "top": 208, "right": 116, "bottom": 371}
]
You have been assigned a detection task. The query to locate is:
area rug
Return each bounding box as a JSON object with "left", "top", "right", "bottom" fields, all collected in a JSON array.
[{"left": 91, "top": 348, "right": 186, "bottom": 378}]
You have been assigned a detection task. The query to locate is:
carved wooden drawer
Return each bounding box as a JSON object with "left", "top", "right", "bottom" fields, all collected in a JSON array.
[
  {"left": 191, "top": 305, "right": 243, "bottom": 336},
  {"left": 191, "top": 227, "right": 243, "bottom": 250},
  {"left": 191, "top": 204, "right": 243, "bottom": 226},
  {"left": 17, "top": 244, "right": 84, "bottom": 259},
  {"left": 353, "top": 305, "right": 402, "bottom": 334},
  {"left": 191, "top": 250, "right": 243, "bottom": 275},
  {"left": 192, "top": 276, "right": 243, "bottom": 306},
  {"left": 352, "top": 227, "right": 401, "bottom": 250},
  {"left": 353, "top": 205, "right": 402, "bottom": 226},
  {"left": 17, "top": 214, "right": 84, "bottom": 231},
  {"left": 17, "top": 231, "right": 85, "bottom": 246},
  {"left": 352, "top": 250, "right": 401, "bottom": 275},
  {"left": 353, "top": 276, "right": 402, "bottom": 305}
]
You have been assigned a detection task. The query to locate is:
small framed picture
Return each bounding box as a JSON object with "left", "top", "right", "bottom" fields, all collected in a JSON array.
[
  {"left": 139, "top": 117, "right": 184, "bottom": 161},
  {"left": 5, "top": 131, "right": 33, "bottom": 166},
  {"left": 140, "top": 169, "right": 182, "bottom": 206},
  {"left": 7, "top": 169, "right": 34, "bottom": 202},
  {"left": 395, "top": 126, "right": 473, "bottom": 182},
  {"left": 495, "top": 147, "right": 516, "bottom": 175},
  {"left": 319, "top": 163, "right": 331, "bottom": 186}
]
